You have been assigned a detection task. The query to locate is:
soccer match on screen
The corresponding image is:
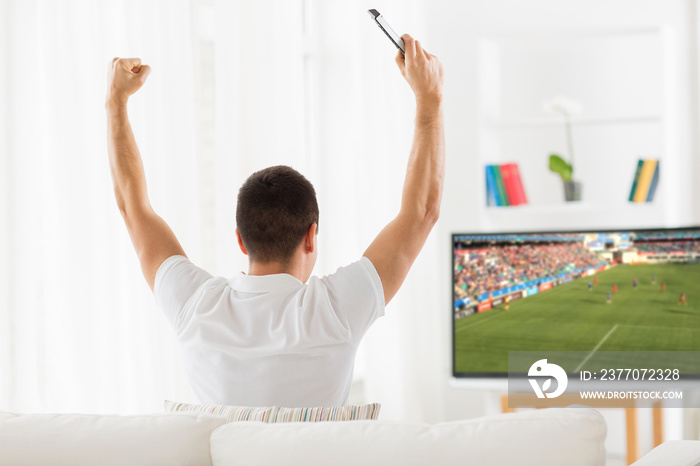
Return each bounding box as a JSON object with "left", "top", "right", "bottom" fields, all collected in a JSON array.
[{"left": 452, "top": 228, "right": 700, "bottom": 376}]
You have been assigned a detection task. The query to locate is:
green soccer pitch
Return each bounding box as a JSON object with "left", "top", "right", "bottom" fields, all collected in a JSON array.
[{"left": 453, "top": 263, "right": 700, "bottom": 374}]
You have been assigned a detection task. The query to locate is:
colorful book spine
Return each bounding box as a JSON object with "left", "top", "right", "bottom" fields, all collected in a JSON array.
[
  {"left": 511, "top": 164, "right": 528, "bottom": 205},
  {"left": 486, "top": 165, "right": 504, "bottom": 206},
  {"left": 646, "top": 162, "right": 660, "bottom": 202},
  {"left": 628, "top": 159, "right": 644, "bottom": 202},
  {"left": 491, "top": 165, "right": 510, "bottom": 206},
  {"left": 499, "top": 164, "right": 517, "bottom": 205},
  {"left": 484, "top": 163, "right": 527, "bottom": 206},
  {"left": 485, "top": 165, "right": 498, "bottom": 206},
  {"left": 500, "top": 163, "right": 528, "bottom": 205},
  {"left": 632, "top": 159, "right": 658, "bottom": 202}
]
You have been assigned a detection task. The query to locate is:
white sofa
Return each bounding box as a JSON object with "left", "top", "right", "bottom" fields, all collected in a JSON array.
[{"left": 0, "top": 408, "right": 698, "bottom": 465}]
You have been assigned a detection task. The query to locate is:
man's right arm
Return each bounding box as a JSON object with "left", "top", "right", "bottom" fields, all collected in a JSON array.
[{"left": 363, "top": 34, "right": 445, "bottom": 305}]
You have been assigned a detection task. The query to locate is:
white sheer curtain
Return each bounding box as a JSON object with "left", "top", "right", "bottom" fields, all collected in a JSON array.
[
  {"left": 201, "top": 0, "right": 311, "bottom": 277},
  {"left": 0, "top": 0, "right": 199, "bottom": 413}
]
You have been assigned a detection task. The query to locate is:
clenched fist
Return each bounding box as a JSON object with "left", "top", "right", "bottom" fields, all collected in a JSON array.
[{"left": 106, "top": 57, "right": 151, "bottom": 107}]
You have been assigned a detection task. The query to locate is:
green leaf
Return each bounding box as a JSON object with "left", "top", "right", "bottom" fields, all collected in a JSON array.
[{"left": 548, "top": 154, "right": 573, "bottom": 181}]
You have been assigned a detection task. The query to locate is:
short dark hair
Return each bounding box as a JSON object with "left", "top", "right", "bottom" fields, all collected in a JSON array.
[{"left": 236, "top": 165, "right": 319, "bottom": 264}]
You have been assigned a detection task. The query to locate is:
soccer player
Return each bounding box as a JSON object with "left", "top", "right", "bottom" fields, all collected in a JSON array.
[
  {"left": 606, "top": 291, "right": 612, "bottom": 304},
  {"left": 661, "top": 282, "right": 666, "bottom": 292},
  {"left": 504, "top": 295, "right": 511, "bottom": 310},
  {"left": 588, "top": 281, "right": 592, "bottom": 291},
  {"left": 651, "top": 273, "right": 656, "bottom": 285},
  {"left": 593, "top": 276, "right": 598, "bottom": 286},
  {"left": 633, "top": 278, "right": 638, "bottom": 289},
  {"left": 679, "top": 293, "right": 687, "bottom": 305},
  {"left": 613, "top": 284, "right": 618, "bottom": 294}
]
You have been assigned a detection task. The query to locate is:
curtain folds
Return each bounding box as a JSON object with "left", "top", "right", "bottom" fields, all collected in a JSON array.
[{"left": 0, "top": 0, "right": 199, "bottom": 413}]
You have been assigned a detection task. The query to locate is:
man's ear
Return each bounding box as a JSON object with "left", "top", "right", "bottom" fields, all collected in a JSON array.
[
  {"left": 304, "top": 223, "right": 317, "bottom": 254},
  {"left": 235, "top": 228, "right": 248, "bottom": 255}
]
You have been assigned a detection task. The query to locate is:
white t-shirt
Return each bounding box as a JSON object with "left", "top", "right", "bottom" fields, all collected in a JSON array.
[{"left": 154, "top": 255, "right": 385, "bottom": 407}]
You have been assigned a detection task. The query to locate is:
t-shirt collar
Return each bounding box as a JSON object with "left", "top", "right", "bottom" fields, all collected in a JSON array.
[{"left": 229, "top": 272, "right": 304, "bottom": 293}]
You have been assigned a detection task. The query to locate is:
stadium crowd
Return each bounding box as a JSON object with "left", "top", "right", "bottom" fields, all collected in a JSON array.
[{"left": 454, "top": 242, "right": 606, "bottom": 299}]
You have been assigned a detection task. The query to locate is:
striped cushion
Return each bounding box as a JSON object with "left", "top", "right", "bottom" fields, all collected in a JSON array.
[{"left": 164, "top": 400, "right": 380, "bottom": 423}]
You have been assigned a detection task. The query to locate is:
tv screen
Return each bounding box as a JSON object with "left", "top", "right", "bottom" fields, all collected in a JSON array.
[{"left": 452, "top": 227, "right": 700, "bottom": 378}]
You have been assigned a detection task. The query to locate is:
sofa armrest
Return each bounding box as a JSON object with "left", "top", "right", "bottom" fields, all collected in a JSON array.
[{"left": 632, "top": 441, "right": 700, "bottom": 466}]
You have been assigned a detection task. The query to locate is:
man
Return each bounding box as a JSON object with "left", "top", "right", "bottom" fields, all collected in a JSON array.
[{"left": 105, "top": 34, "right": 444, "bottom": 407}]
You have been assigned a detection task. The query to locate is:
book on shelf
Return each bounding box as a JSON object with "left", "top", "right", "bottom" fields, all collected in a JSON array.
[
  {"left": 485, "top": 163, "right": 527, "bottom": 207},
  {"left": 629, "top": 159, "right": 659, "bottom": 203},
  {"left": 500, "top": 163, "right": 528, "bottom": 205},
  {"left": 485, "top": 166, "right": 498, "bottom": 206},
  {"left": 646, "top": 161, "right": 660, "bottom": 202},
  {"left": 628, "top": 160, "right": 643, "bottom": 202},
  {"left": 486, "top": 165, "right": 507, "bottom": 206}
]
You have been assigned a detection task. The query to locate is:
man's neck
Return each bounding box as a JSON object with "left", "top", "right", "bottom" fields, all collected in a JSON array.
[{"left": 248, "top": 261, "right": 304, "bottom": 282}]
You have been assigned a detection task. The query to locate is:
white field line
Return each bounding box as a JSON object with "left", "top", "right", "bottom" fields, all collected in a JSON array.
[
  {"left": 574, "top": 324, "right": 619, "bottom": 372},
  {"left": 456, "top": 311, "right": 509, "bottom": 333}
]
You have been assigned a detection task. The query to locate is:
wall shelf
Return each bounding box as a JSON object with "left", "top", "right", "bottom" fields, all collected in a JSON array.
[
  {"left": 481, "top": 202, "right": 668, "bottom": 232},
  {"left": 487, "top": 115, "right": 662, "bottom": 129}
]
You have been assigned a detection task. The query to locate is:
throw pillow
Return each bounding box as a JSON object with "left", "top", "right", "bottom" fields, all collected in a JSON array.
[{"left": 164, "top": 400, "right": 381, "bottom": 423}]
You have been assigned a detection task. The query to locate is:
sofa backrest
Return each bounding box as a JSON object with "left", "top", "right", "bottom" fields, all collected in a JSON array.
[
  {"left": 209, "top": 407, "right": 607, "bottom": 466},
  {"left": 0, "top": 411, "right": 226, "bottom": 466},
  {"left": 0, "top": 407, "right": 606, "bottom": 466}
]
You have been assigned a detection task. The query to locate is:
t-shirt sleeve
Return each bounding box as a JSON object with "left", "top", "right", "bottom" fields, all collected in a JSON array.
[
  {"left": 320, "top": 256, "right": 385, "bottom": 340},
  {"left": 154, "top": 255, "right": 213, "bottom": 330}
]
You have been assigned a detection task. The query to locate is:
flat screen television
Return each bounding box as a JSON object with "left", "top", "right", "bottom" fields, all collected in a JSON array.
[{"left": 452, "top": 226, "right": 700, "bottom": 378}]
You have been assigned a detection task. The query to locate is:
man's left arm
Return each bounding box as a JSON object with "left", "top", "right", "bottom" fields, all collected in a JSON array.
[{"left": 106, "top": 57, "right": 185, "bottom": 291}]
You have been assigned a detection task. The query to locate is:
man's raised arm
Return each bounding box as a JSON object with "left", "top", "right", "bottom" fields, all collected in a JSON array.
[
  {"left": 106, "top": 58, "right": 185, "bottom": 291},
  {"left": 363, "top": 34, "right": 445, "bottom": 305}
]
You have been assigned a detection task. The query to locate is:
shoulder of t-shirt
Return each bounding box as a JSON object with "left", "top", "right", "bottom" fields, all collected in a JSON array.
[
  {"left": 313, "top": 255, "right": 381, "bottom": 284},
  {"left": 153, "top": 255, "right": 225, "bottom": 322},
  {"left": 154, "top": 255, "right": 214, "bottom": 297},
  {"left": 309, "top": 256, "right": 384, "bottom": 323}
]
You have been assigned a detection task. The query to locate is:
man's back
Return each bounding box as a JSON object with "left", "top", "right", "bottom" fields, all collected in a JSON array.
[{"left": 155, "top": 255, "right": 384, "bottom": 407}]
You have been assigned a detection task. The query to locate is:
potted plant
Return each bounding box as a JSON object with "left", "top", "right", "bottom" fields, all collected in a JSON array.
[{"left": 543, "top": 95, "right": 582, "bottom": 202}]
